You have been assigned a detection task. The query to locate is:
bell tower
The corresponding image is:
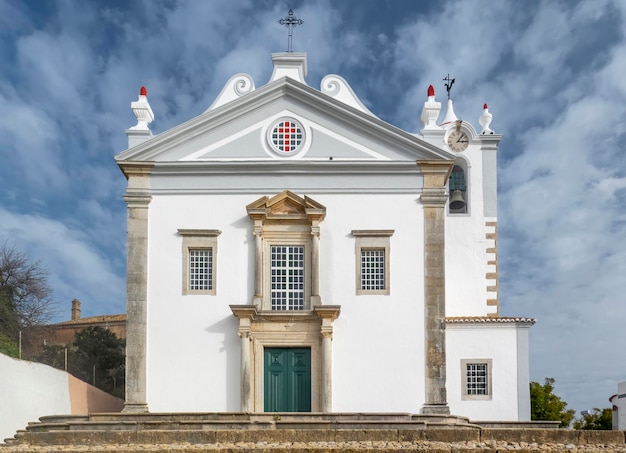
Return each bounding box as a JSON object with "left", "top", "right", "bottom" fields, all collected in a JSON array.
[{"left": 419, "top": 81, "right": 502, "bottom": 318}]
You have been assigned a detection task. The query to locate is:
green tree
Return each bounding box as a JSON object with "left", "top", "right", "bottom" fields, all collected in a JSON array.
[
  {"left": 0, "top": 332, "right": 19, "bottom": 358},
  {"left": 573, "top": 408, "right": 613, "bottom": 430},
  {"left": 72, "top": 327, "right": 125, "bottom": 398},
  {"left": 530, "top": 377, "right": 576, "bottom": 427},
  {"left": 0, "top": 242, "right": 58, "bottom": 355},
  {"left": 34, "top": 344, "right": 68, "bottom": 369}
]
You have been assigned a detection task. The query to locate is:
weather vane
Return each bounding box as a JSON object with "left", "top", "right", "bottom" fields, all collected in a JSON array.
[
  {"left": 278, "top": 9, "right": 303, "bottom": 52},
  {"left": 443, "top": 74, "right": 455, "bottom": 100}
]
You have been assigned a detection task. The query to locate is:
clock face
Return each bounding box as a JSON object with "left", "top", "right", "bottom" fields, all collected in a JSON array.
[{"left": 447, "top": 130, "right": 469, "bottom": 152}]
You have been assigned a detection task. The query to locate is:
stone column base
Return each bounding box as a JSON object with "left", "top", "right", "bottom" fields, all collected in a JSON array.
[
  {"left": 422, "top": 404, "right": 450, "bottom": 415},
  {"left": 122, "top": 403, "right": 149, "bottom": 413}
]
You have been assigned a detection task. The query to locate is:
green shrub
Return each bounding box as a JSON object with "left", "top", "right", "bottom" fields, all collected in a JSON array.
[{"left": 0, "top": 332, "right": 19, "bottom": 358}]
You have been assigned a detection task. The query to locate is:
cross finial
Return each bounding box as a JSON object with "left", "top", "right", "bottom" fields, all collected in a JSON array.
[
  {"left": 278, "top": 9, "right": 303, "bottom": 52},
  {"left": 443, "top": 74, "right": 455, "bottom": 100}
]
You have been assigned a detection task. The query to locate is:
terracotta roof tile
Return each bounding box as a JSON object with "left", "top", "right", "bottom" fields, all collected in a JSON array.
[
  {"left": 49, "top": 314, "right": 126, "bottom": 327},
  {"left": 446, "top": 316, "right": 536, "bottom": 325}
]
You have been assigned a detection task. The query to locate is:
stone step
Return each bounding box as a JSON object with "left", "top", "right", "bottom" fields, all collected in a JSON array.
[
  {"left": 86, "top": 412, "right": 253, "bottom": 423},
  {"left": 23, "top": 413, "right": 476, "bottom": 434},
  {"left": 8, "top": 427, "right": 483, "bottom": 447},
  {"left": 5, "top": 413, "right": 625, "bottom": 449}
]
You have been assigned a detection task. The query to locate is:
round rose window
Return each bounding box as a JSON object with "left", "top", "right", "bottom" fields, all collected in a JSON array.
[{"left": 268, "top": 118, "right": 304, "bottom": 155}]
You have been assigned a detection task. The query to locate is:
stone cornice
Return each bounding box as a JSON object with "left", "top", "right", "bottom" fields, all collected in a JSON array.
[
  {"left": 177, "top": 229, "right": 222, "bottom": 237},
  {"left": 416, "top": 161, "right": 454, "bottom": 189},
  {"left": 418, "top": 160, "right": 451, "bottom": 206},
  {"left": 419, "top": 191, "right": 448, "bottom": 206},
  {"left": 117, "top": 162, "right": 154, "bottom": 180},
  {"left": 479, "top": 134, "right": 503, "bottom": 151},
  {"left": 229, "top": 304, "right": 340, "bottom": 323},
  {"left": 313, "top": 305, "right": 341, "bottom": 321},
  {"left": 122, "top": 194, "right": 152, "bottom": 208},
  {"left": 151, "top": 160, "right": 424, "bottom": 177},
  {"left": 351, "top": 230, "right": 394, "bottom": 237}
]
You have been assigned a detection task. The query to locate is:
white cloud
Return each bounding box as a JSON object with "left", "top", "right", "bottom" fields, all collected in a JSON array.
[{"left": 0, "top": 208, "right": 125, "bottom": 318}]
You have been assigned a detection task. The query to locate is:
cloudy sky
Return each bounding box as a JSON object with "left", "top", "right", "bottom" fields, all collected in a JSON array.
[{"left": 1, "top": 0, "right": 625, "bottom": 416}]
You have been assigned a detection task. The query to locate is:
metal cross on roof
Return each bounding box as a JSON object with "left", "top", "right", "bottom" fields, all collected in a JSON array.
[
  {"left": 443, "top": 74, "right": 455, "bottom": 100},
  {"left": 278, "top": 9, "right": 303, "bottom": 52}
]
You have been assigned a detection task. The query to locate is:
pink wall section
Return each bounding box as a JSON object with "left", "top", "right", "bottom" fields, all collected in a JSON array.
[
  {"left": 68, "top": 374, "right": 124, "bottom": 414},
  {"left": 0, "top": 353, "right": 123, "bottom": 443}
]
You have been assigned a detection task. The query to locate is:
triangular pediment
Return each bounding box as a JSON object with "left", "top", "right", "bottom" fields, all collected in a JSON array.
[
  {"left": 115, "top": 77, "right": 455, "bottom": 167},
  {"left": 247, "top": 191, "right": 326, "bottom": 222}
]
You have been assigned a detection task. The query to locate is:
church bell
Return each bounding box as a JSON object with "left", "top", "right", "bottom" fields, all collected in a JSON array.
[{"left": 449, "top": 190, "right": 466, "bottom": 210}]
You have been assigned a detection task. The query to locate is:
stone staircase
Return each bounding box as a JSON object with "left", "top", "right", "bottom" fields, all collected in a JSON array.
[{"left": 3, "top": 413, "right": 625, "bottom": 452}]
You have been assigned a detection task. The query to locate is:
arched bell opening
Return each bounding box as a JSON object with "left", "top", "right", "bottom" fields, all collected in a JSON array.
[{"left": 449, "top": 164, "right": 468, "bottom": 214}]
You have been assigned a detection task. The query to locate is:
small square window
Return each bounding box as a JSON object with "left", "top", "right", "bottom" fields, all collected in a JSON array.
[
  {"left": 352, "top": 230, "right": 393, "bottom": 295},
  {"left": 461, "top": 359, "right": 492, "bottom": 400},
  {"left": 179, "top": 229, "right": 221, "bottom": 296}
]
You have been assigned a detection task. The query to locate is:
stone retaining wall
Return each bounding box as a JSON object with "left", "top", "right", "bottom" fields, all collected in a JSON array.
[{"left": 4, "top": 428, "right": 626, "bottom": 452}]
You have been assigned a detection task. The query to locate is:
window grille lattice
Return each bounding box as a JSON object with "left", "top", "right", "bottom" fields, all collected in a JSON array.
[
  {"left": 360, "top": 249, "right": 385, "bottom": 290},
  {"left": 270, "top": 245, "right": 304, "bottom": 310},
  {"left": 270, "top": 120, "right": 303, "bottom": 153},
  {"left": 466, "top": 363, "right": 488, "bottom": 395},
  {"left": 189, "top": 249, "right": 212, "bottom": 290}
]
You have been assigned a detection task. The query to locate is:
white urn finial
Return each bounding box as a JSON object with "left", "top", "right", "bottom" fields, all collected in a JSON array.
[
  {"left": 479, "top": 103, "right": 494, "bottom": 134},
  {"left": 129, "top": 86, "right": 154, "bottom": 131},
  {"left": 420, "top": 85, "right": 441, "bottom": 130}
]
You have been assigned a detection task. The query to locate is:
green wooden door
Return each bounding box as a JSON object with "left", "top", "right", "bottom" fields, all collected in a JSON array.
[{"left": 264, "top": 348, "right": 311, "bottom": 412}]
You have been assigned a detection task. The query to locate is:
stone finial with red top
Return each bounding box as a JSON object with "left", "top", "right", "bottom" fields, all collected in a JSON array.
[
  {"left": 420, "top": 84, "right": 442, "bottom": 130},
  {"left": 479, "top": 103, "right": 494, "bottom": 134},
  {"left": 130, "top": 86, "right": 154, "bottom": 131}
]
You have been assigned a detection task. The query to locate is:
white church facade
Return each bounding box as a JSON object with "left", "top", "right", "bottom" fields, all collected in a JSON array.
[{"left": 115, "top": 52, "right": 534, "bottom": 421}]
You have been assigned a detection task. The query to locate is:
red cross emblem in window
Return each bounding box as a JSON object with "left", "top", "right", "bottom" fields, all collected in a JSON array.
[{"left": 271, "top": 120, "right": 303, "bottom": 153}]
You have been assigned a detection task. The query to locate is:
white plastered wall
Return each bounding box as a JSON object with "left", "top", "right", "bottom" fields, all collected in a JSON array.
[
  {"left": 145, "top": 192, "right": 426, "bottom": 413},
  {"left": 446, "top": 323, "right": 531, "bottom": 421},
  {"left": 613, "top": 382, "right": 626, "bottom": 430},
  {"left": 0, "top": 353, "right": 71, "bottom": 442},
  {"left": 445, "top": 146, "right": 497, "bottom": 317}
]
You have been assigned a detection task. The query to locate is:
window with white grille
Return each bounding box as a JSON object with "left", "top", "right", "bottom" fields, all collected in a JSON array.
[
  {"left": 360, "top": 249, "right": 385, "bottom": 290},
  {"left": 352, "top": 230, "right": 393, "bottom": 295},
  {"left": 466, "top": 363, "right": 488, "bottom": 395},
  {"left": 178, "top": 229, "right": 220, "bottom": 296},
  {"left": 461, "top": 359, "right": 492, "bottom": 400},
  {"left": 270, "top": 245, "right": 305, "bottom": 310},
  {"left": 189, "top": 249, "right": 212, "bottom": 290}
]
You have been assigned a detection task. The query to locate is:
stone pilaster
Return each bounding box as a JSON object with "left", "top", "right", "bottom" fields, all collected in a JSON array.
[
  {"left": 314, "top": 306, "right": 340, "bottom": 413},
  {"left": 119, "top": 163, "right": 153, "bottom": 413},
  {"left": 310, "top": 224, "right": 320, "bottom": 306},
  {"left": 239, "top": 331, "right": 251, "bottom": 412},
  {"left": 230, "top": 306, "right": 256, "bottom": 412},
  {"left": 252, "top": 221, "right": 263, "bottom": 306},
  {"left": 417, "top": 160, "right": 453, "bottom": 415}
]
